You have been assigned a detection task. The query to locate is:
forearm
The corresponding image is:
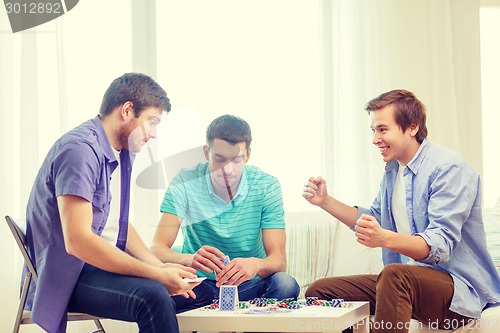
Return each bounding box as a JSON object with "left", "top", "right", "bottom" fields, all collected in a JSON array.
[
  {"left": 151, "top": 243, "right": 194, "bottom": 267},
  {"left": 126, "top": 224, "right": 163, "bottom": 267},
  {"left": 255, "top": 254, "right": 287, "bottom": 279},
  {"left": 385, "top": 232, "right": 430, "bottom": 260},
  {"left": 68, "top": 232, "right": 162, "bottom": 281},
  {"left": 320, "top": 196, "right": 359, "bottom": 228}
]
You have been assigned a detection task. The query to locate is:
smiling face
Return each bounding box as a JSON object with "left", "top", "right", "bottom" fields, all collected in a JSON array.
[
  {"left": 370, "top": 105, "right": 421, "bottom": 165},
  {"left": 119, "top": 106, "right": 162, "bottom": 153},
  {"left": 204, "top": 138, "right": 250, "bottom": 193}
]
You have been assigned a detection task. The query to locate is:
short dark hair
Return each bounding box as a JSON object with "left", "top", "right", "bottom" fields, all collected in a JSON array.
[
  {"left": 206, "top": 115, "right": 252, "bottom": 150},
  {"left": 99, "top": 73, "right": 171, "bottom": 117},
  {"left": 365, "top": 89, "right": 428, "bottom": 143}
]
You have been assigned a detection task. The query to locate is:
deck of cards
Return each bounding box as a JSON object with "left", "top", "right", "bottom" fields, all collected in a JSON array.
[
  {"left": 219, "top": 285, "right": 239, "bottom": 311},
  {"left": 214, "top": 255, "right": 230, "bottom": 277}
]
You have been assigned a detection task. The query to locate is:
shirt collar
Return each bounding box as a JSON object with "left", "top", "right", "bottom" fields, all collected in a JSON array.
[
  {"left": 384, "top": 138, "right": 430, "bottom": 175},
  {"left": 91, "top": 115, "right": 117, "bottom": 163},
  {"left": 205, "top": 164, "right": 248, "bottom": 201}
]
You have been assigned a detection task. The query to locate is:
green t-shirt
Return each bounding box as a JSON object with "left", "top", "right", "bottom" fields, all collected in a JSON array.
[{"left": 160, "top": 163, "right": 285, "bottom": 279}]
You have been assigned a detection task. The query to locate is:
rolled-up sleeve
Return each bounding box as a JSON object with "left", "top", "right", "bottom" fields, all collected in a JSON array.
[{"left": 416, "top": 163, "right": 478, "bottom": 265}]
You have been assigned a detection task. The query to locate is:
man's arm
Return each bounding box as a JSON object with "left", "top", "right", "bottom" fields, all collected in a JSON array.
[
  {"left": 260, "top": 228, "right": 287, "bottom": 275},
  {"left": 355, "top": 214, "right": 430, "bottom": 260},
  {"left": 303, "top": 176, "right": 359, "bottom": 228},
  {"left": 126, "top": 223, "right": 164, "bottom": 267},
  {"left": 215, "top": 229, "right": 287, "bottom": 287},
  {"left": 58, "top": 195, "right": 199, "bottom": 296},
  {"left": 151, "top": 212, "right": 193, "bottom": 266},
  {"left": 152, "top": 212, "right": 228, "bottom": 274}
]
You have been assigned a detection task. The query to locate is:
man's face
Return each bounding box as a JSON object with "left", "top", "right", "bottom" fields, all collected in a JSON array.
[
  {"left": 205, "top": 138, "right": 250, "bottom": 190},
  {"left": 370, "top": 105, "right": 418, "bottom": 165},
  {"left": 122, "top": 107, "right": 163, "bottom": 153}
]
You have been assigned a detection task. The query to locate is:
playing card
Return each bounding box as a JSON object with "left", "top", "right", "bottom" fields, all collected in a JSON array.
[
  {"left": 219, "top": 285, "right": 239, "bottom": 311},
  {"left": 214, "top": 255, "right": 230, "bottom": 277}
]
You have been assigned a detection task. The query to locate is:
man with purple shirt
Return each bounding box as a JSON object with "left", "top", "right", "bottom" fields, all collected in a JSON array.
[{"left": 25, "top": 73, "right": 211, "bottom": 333}]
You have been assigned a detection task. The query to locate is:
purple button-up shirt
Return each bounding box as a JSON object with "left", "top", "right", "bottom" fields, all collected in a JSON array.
[{"left": 25, "top": 116, "right": 118, "bottom": 333}]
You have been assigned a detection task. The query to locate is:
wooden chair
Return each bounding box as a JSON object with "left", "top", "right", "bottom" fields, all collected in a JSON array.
[{"left": 5, "top": 215, "right": 106, "bottom": 333}]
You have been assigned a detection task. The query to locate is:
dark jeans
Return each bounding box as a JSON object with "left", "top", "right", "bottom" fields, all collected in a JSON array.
[
  {"left": 68, "top": 264, "right": 213, "bottom": 333},
  {"left": 204, "top": 271, "right": 300, "bottom": 301},
  {"left": 305, "top": 264, "right": 472, "bottom": 333}
]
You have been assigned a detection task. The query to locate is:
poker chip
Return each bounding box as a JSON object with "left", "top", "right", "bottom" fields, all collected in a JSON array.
[
  {"left": 306, "top": 297, "right": 318, "bottom": 305},
  {"left": 278, "top": 298, "right": 294, "bottom": 304},
  {"left": 331, "top": 298, "right": 344, "bottom": 307},
  {"left": 238, "top": 302, "right": 249, "bottom": 309},
  {"left": 313, "top": 300, "right": 324, "bottom": 306}
]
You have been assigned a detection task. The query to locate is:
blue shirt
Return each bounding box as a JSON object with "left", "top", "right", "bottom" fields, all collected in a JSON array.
[
  {"left": 160, "top": 163, "right": 285, "bottom": 280},
  {"left": 357, "top": 139, "right": 500, "bottom": 318},
  {"left": 25, "top": 116, "right": 118, "bottom": 333}
]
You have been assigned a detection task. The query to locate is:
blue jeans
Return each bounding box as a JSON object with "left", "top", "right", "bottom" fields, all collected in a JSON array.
[
  {"left": 67, "top": 264, "right": 213, "bottom": 333},
  {"left": 204, "top": 272, "right": 300, "bottom": 301}
]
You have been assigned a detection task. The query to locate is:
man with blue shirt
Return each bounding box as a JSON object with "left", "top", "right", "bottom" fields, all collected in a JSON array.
[
  {"left": 25, "top": 73, "right": 211, "bottom": 333},
  {"left": 303, "top": 89, "right": 500, "bottom": 333},
  {"left": 152, "top": 114, "right": 299, "bottom": 302}
]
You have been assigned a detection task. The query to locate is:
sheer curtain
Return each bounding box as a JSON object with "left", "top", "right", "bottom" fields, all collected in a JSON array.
[
  {"left": 320, "top": 0, "right": 483, "bottom": 275},
  {"left": 0, "top": 1, "right": 139, "bottom": 331}
]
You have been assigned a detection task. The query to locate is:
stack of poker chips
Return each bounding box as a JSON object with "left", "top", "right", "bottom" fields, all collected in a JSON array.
[
  {"left": 249, "top": 297, "right": 268, "bottom": 307},
  {"left": 206, "top": 297, "right": 355, "bottom": 311},
  {"left": 306, "top": 296, "right": 318, "bottom": 306},
  {"left": 209, "top": 299, "right": 219, "bottom": 309},
  {"left": 331, "top": 298, "right": 344, "bottom": 307}
]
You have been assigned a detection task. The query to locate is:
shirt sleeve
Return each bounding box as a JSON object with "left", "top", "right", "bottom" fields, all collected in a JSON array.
[
  {"left": 160, "top": 172, "right": 188, "bottom": 219},
  {"left": 52, "top": 141, "right": 100, "bottom": 202},
  {"left": 354, "top": 176, "right": 385, "bottom": 230},
  {"left": 416, "top": 162, "right": 479, "bottom": 265},
  {"left": 261, "top": 178, "right": 285, "bottom": 229}
]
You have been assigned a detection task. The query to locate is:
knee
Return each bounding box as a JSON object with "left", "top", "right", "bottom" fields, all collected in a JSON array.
[
  {"left": 271, "top": 272, "right": 300, "bottom": 298},
  {"left": 305, "top": 278, "right": 328, "bottom": 298},
  {"left": 138, "top": 281, "right": 176, "bottom": 316},
  {"left": 377, "top": 264, "right": 409, "bottom": 287}
]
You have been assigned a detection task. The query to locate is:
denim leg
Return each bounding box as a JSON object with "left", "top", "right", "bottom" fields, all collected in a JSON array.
[
  {"left": 68, "top": 264, "right": 178, "bottom": 333},
  {"left": 204, "top": 272, "right": 300, "bottom": 301}
]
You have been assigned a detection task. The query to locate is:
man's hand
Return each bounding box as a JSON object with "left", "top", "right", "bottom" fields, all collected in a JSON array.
[
  {"left": 354, "top": 214, "right": 391, "bottom": 248},
  {"left": 157, "top": 265, "right": 201, "bottom": 299},
  {"left": 191, "top": 245, "right": 227, "bottom": 275},
  {"left": 215, "top": 257, "right": 261, "bottom": 287},
  {"left": 302, "top": 176, "right": 328, "bottom": 207}
]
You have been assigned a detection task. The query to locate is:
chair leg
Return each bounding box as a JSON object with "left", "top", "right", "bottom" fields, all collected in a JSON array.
[
  {"left": 91, "top": 319, "right": 106, "bottom": 333},
  {"left": 13, "top": 273, "right": 32, "bottom": 333}
]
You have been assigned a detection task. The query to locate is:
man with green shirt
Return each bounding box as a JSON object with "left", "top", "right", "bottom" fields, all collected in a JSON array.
[{"left": 152, "top": 114, "right": 299, "bottom": 301}]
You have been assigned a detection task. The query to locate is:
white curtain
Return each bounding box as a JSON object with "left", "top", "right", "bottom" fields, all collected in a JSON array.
[
  {"left": 320, "top": 0, "right": 483, "bottom": 276},
  {"left": 0, "top": 1, "right": 139, "bottom": 331}
]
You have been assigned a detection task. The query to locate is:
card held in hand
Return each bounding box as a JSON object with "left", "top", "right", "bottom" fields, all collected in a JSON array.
[{"left": 219, "top": 285, "right": 239, "bottom": 311}]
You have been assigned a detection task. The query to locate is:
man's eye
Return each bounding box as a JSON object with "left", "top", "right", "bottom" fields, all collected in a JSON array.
[{"left": 233, "top": 157, "right": 243, "bottom": 163}]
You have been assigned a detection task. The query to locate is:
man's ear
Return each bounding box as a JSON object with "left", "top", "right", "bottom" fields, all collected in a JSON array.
[
  {"left": 409, "top": 123, "right": 419, "bottom": 137},
  {"left": 245, "top": 147, "right": 252, "bottom": 162},
  {"left": 203, "top": 145, "right": 210, "bottom": 161},
  {"left": 119, "top": 101, "right": 134, "bottom": 120}
]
